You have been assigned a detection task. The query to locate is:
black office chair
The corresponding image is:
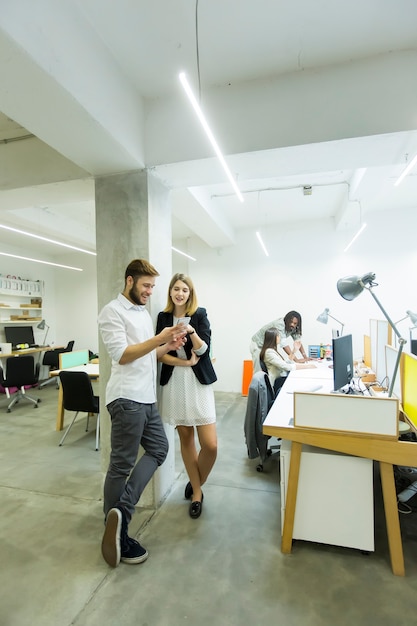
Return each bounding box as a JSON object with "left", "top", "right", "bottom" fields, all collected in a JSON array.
[
  {"left": 39, "top": 341, "right": 75, "bottom": 389},
  {"left": 1, "top": 356, "right": 41, "bottom": 412},
  {"left": 58, "top": 370, "right": 100, "bottom": 450}
]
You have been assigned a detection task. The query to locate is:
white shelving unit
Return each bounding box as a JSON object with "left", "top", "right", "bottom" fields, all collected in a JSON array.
[{"left": 0, "top": 277, "right": 44, "bottom": 324}]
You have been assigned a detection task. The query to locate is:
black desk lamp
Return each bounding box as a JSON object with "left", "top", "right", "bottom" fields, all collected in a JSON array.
[
  {"left": 337, "top": 272, "right": 405, "bottom": 398},
  {"left": 37, "top": 319, "right": 50, "bottom": 346},
  {"left": 316, "top": 308, "right": 345, "bottom": 336}
]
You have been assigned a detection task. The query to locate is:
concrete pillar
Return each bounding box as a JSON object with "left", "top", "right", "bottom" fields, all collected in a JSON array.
[{"left": 95, "top": 169, "right": 174, "bottom": 509}]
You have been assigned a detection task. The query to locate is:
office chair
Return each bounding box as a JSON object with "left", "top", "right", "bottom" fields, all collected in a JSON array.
[
  {"left": 58, "top": 370, "right": 100, "bottom": 450},
  {"left": 1, "top": 356, "right": 41, "bottom": 412},
  {"left": 39, "top": 341, "right": 75, "bottom": 389},
  {"left": 259, "top": 359, "right": 286, "bottom": 397},
  {"left": 244, "top": 370, "right": 280, "bottom": 472}
]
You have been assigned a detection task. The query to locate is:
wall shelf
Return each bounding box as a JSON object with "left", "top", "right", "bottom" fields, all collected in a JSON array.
[{"left": 0, "top": 277, "right": 44, "bottom": 324}]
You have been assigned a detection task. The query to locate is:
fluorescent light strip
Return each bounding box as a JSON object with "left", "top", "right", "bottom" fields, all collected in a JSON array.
[
  {"left": 343, "top": 223, "right": 367, "bottom": 252},
  {"left": 394, "top": 154, "right": 417, "bottom": 186},
  {"left": 0, "top": 251, "right": 83, "bottom": 271},
  {"left": 172, "top": 246, "right": 196, "bottom": 261},
  {"left": 256, "top": 231, "right": 269, "bottom": 257},
  {"left": 179, "top": 72, "right": 244, "bottom": 203},
  {"left": 0, "top": 224, "right": 96, "bottom": 255}
]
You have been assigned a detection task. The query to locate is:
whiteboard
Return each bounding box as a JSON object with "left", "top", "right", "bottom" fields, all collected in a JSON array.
[{"left": 370, "top": 319, "right": 392, "bottom": 382}]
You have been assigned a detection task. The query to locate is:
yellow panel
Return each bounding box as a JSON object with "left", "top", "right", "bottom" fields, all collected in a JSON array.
[
  {"left": 402, "top": 353, "right": 417, "bottom": 427},
  {"left": 364, "top": 335, "right": 371, "bottom": 367}
]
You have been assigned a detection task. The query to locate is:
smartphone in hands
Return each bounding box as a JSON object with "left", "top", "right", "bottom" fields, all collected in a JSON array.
[{"left": 177, "top": 317, "right": 191, "bottom": 325}]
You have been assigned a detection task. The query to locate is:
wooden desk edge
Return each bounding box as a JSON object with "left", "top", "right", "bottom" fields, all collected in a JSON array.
[{"left": 263, "top": 425, "right": 417, "bottom": 466}]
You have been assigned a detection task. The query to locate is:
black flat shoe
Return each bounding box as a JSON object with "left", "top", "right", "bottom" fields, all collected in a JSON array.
[
  {"left": 189, "top": 493, "right": 204, "bottom": 519},
  {"left": 184, "top": 481, "right": 193, "bottom": 500}
]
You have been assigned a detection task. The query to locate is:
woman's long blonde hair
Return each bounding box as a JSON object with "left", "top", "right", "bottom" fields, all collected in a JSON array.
[{"left": 163, "top": 273, "right": 198, "bottom": 315}]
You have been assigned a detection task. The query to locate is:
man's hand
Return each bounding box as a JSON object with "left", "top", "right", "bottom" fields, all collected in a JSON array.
[
  {"left": 166, "top": 334, "right": 187, "bottom": 352},
  {"left": 293, "top": 340, "right": 302, "bottom": 353},
  {"left": 157, "top": 324, "right": 187, "bottom": 345}
]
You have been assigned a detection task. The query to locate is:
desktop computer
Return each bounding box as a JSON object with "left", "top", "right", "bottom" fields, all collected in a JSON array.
[{"left": 4, "top": 326, "right": 38, "bottom": 349}]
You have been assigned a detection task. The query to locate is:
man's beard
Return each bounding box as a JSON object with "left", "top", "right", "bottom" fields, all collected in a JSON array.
[{"left": 129, "top": 286, "right": 143, "bottom": 305}]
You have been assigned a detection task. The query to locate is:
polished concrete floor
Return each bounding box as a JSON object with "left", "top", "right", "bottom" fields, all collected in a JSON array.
[{"left": 1, "top": 383, "right": 417, "bottom": 626}]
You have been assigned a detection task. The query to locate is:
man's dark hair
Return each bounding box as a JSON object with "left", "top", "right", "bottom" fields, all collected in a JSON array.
[
  {"left": 124, "top": 259, "right": 159, "bottom": 282},
  {"left": 284, "top": 310, "right": 302, "bottom": 335}
]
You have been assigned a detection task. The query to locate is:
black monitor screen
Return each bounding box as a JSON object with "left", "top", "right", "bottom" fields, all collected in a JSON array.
[
  {"left": 4, "top": 326, "right": 35, "bottom": 349},
  {"left": 332, "top": 333, "right": 353, "bottom": 392}
]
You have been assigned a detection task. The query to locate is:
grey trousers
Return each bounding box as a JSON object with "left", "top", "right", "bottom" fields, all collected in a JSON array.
[{"left": 103, "top": 398, "right": 169, "bottom": 523}]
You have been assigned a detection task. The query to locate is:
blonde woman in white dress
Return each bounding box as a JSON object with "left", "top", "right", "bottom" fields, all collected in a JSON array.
[{"left": 156, "top": 274, "right": 217, "bottom": 519}]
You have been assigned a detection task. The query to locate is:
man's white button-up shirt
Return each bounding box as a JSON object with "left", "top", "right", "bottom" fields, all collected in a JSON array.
[{"left": 98, "top": 293, "right": 157, "bottom": 405}]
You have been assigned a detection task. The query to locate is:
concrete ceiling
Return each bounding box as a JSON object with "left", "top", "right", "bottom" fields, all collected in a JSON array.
[{"left": 0, "top": 0, "right": 417, "bottom": 259}]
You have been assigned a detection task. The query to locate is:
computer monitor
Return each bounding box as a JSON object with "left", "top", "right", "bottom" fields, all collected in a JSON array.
[
  {"left": 4, "top": 325, "right": 35, "bottom": 349},
  {"left": 332, "top": 333, "right": 353, "bottom": 392}
]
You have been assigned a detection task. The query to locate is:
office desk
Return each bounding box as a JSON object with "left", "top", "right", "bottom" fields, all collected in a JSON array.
[
  {"left": 0, "top": 345, "right": 63, "bottom": 359},
  {"left": 263, "top": 366, "right": 417, "bottom": 576},
  {"left": 50, "top": 364, "right": 99, "bottom": 431}
]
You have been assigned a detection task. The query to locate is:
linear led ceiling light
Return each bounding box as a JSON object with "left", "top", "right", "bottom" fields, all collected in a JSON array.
[
  {"left": 0, "top": 251, "right": 83, "bottom": 271},
  {"left": 171, "top": 246, "right": 196, "bottom": 261},
  {"left": 256, "top": 231, "right": 269, "bottom": 257},
  {"left": 343, "top": 222, "right": 367, "bottom": 252},
  {"left": 394, "top": 153, "right": 417, "bottom": 186},
  {"left": 0, "top": 224, "right": 96, "bottom": 255},
  {"left": 179, "top": 72, "right": 244, "bottom": 203}
]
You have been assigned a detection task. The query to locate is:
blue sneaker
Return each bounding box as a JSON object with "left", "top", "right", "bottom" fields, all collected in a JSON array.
[{"left": 121, "top": 536, "right": 149, "bottom": 564}]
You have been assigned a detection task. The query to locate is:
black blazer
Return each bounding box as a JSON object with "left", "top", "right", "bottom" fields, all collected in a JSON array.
[{"left": 156, "top": 307, "right": 217, "bottom": 386}]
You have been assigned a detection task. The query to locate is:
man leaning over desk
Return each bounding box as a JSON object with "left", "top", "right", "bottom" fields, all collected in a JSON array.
[{"left": 250, "top": 310, "right": 309, "bottom": 372}]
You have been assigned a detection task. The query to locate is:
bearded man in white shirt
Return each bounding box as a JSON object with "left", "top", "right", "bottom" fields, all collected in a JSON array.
[{"left": 98, "top": 259, "right": 187, "bottom": 568}]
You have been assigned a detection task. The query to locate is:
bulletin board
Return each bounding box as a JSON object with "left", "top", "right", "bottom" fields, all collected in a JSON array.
[
  {"left": 402, "top": 352, "right": 417, "bottom": 427},
  {"left": 363, "top": 335, "right": 371, "bottom": 367}
]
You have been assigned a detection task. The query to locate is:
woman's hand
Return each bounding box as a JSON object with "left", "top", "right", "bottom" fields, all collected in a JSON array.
[{"left": 188, "top": 351, "right": 200, "bottom": 366}]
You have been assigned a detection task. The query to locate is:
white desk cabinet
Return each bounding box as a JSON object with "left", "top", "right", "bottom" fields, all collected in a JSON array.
[{"left": 280, "top": 439, "right": 374, "bottom": 551}]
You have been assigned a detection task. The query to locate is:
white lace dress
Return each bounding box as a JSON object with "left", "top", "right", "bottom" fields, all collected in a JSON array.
[{"left": 160, "top": 344, "right": 216, "bottom": 427}]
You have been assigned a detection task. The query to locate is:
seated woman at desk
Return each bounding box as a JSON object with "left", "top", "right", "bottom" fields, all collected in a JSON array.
[{"left": 260, "top": 327, "right": 316, "bottom": 395}]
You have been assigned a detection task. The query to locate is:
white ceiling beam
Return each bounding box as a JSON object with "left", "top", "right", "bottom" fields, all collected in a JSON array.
[
  {"left": 0, "top": 3, "right": 145, "bottom": 175},
  {"left": 172, "top": 188, "right": 235, "bottom": 248}
]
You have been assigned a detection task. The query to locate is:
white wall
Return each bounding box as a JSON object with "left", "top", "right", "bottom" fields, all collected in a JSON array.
[
  {"left": 54, "top": 253, "right": 98, "bottom": 354},
  {"left": 172, "top": 206, "right": 417, "bottom": 392}
]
